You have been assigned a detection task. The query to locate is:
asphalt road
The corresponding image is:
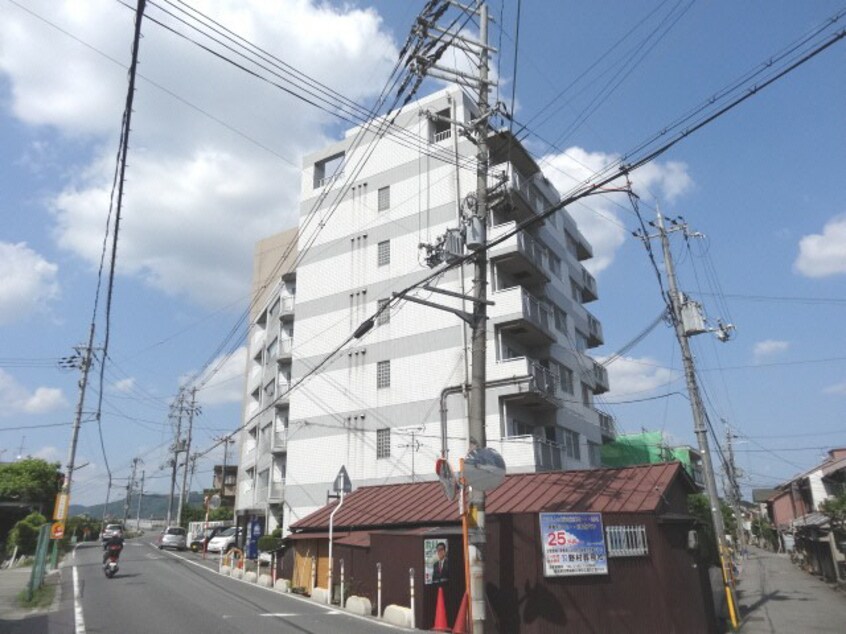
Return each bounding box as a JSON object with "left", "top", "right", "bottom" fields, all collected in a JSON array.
[
  {"left": 737, "top": 546, "right": 846, "bottom": 633},
  {"left": 48, "top": 539, "right": 410, "bottom": 634}
]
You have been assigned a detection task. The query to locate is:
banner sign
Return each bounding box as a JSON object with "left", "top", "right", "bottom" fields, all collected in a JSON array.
[
  {"left": 53, "top": 493, "right": 69, "bottom": 521},
  {"left": 539, "top": 512, "right": 608, "bottom": 577}
]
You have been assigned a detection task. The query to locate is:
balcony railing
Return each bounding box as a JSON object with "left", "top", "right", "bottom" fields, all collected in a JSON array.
[
  {"left": 522, "top": 289, "right": 554, "bottom": 334},
  {"left": 433, "top": 129, "right": 452, "bottom": 143},
  {"left": 592, "top": 361, "right": 609, "bottom": 394},
  {"left": 582, "top": 269, "right": 598, "bottom": 302},
  {"left": 268, "top": 480, "right": 286, "bottom": 502},
  {"left": 280, "top": 295, "right": 295, "bottom": 316},
  {"left": 495, "top": 435, "right": 562, "bottom": 472},
  {"left": 528, "top": 360, "right": 558, "bottom": 400},
  {"left": 279, "top": 337, "right": 293, "bottom": 357},
  {"left": 314, "top": 171, "right": 343, "bottom": 189},
  {"left": 271, "top": 429, "right": 288, "bottom": 453},
  {"left": 587, "top": 314, "right": 604, "bottom": 346},
  {"left": 490, "top": 162, "right": 555, "bottom": 217}
]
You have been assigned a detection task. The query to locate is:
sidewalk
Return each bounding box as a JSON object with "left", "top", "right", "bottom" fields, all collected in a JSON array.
[
  {"left": 0, "top": 565, "right": 35, "bottom": 621},
  {"left": 737, "top": 546, "right": 846, "bottom": 633}
]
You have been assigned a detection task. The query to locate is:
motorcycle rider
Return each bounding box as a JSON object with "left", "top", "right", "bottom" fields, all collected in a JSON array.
[{"left": 102, "top": 529, "right": 125, "bottom": 565}]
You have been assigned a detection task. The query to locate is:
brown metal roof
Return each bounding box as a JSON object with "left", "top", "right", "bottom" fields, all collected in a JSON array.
[{"left": 290, "top": 462, "right": 687, "bottom": 532}]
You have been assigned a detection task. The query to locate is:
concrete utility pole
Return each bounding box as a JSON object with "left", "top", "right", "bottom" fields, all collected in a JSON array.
[
  {"left": 724, "top": 422, "right": 746, "bottom": 553},
  {"left": 176, "top": 388, "right": 199, "bottom": 527},
  {"left": 216, "top": 435, "right": 234, "bottom": 502},
  {"left": 166, "top": 392, "right": 185, "bottom": 526},
  {"left": 136, "top": 470, "right": 145, "bottom": 532},
  {"left": 123, "top": 457, "right": 140, "bottom": 527},
  {"left": 60, "top": 331, "right": 95, "bottom": 504},
  {"left": 651, "top": 209, "right": 738, "bottom": 627}
]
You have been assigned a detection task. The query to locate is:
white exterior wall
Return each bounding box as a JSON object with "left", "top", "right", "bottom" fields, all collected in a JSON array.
[{"left": 243, "top": 87, "right": 608, "bottom": 535}]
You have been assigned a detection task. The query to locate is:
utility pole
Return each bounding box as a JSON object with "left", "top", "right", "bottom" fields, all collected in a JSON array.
[
  {"left": 645, "top": 208, "right": 739, "bottom": 628},
  {"left": 123, "top": 457, "right": 140, "bottom": 527},
  {"left": 166, "top": 391, "right": 185, "bottom": 526},
  {"left": 724, "top": 421, "right": 746, "bottom": 554},
  {"left": 176, "top": 387, "right": 200, "bottom": 527},
  {"left": 60, "top": 334, "right": 95, "bottom": 505},
  {"left": 136, "top": 470, "right": 145, "bottom": 532},
  {"left": 216, "top": 435, "right": 233, "bottom": 502}
]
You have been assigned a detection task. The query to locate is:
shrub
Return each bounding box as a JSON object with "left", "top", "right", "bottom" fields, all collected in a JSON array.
[{"left": 7, "top": 512, "right": 48, "bottom": 555}]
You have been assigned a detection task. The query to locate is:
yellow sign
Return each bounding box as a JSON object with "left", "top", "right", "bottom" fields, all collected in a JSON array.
[
  {"left": 51, "top": 522, "right": 65, "bottom": 540},
  {"left": 53, "top": 493, "right": 69, "bottom": 521}
]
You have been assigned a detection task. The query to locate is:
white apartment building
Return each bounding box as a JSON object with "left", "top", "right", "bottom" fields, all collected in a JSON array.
[{"left": 237, "top": 86, "right": 613, "bottom": 535}]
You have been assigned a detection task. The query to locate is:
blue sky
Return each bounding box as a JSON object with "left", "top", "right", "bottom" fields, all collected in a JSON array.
[{"left": 1, "top": 0, "right": 845, "bottom": 506}]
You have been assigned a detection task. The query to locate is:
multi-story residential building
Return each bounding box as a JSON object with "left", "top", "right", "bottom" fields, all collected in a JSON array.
[
  {"left": 235, "top": 228, "right": 297, "bottom": 533},
  {"left": 237, "top": 86, "right": 612, "bottom": 535}
]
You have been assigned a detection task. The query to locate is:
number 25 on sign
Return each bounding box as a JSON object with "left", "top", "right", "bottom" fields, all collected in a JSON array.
[{"left": 546, "top": 530, "right": 578, "bottom": 546}]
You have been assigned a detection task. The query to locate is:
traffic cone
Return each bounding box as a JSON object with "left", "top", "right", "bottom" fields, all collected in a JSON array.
[
  {"left": 452, "top": 592, "right": 469, "bottom": 634},
  {"left": 433, "top": 586, "right": 450, "bottom": 632}
]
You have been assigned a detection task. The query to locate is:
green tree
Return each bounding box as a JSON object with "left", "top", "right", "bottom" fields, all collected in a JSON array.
[
  {"left": 820, "top": 491, "right": 846, "bottom": 530},
  {"left": 6, "top": 512, "right": 47, "bottom": 555},
  {"left": 688, "top": 494, "right": 736, "bottom": 565},
  {"left": 0, "top": 458, "right": 62, "bottom": 507},
  {"left": 180, "top": 504, "right": 234, "bottom": 526}
]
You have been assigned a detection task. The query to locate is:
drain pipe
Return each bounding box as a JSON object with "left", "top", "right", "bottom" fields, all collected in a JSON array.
[{"left": 327, "top": 490, "right": 345, "bottom": 604}]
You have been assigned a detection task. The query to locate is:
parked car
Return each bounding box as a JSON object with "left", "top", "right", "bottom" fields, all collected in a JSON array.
[
  {"left": 190, "top": 525, "right": 229, "bottom": 552},
  {"left": 101, "top": 523, "right": 124, "bottom": 542},
  {"left": 206, "top": 526, "right": 242, "bottom": 554},
  {"left": 157, "top": 526, "right": 187, "bottom": 551}
]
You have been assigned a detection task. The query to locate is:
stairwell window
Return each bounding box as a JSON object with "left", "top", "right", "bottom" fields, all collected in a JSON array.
[
  {"left": 377, "top": 428, "right": 391, "bottom": 458},
  {"left": 377, "top": 298, "right": 390, "bottom": 325},
  {"left": 558, "top": 363, "right": 574, "bottom": 394},
  {"left": 377, "top": 360, "right": 391, "bottom": 388},
  {"left": 378, "top": 240, "right": 390, "bottom": 266},
  {"left": 378, "top": 186, "right": 390, "bottom": 211}
]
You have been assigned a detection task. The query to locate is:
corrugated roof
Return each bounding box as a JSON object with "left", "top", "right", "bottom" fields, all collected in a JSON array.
[{"left": 290, "top": 462, "right": 686, "bottom": 532}]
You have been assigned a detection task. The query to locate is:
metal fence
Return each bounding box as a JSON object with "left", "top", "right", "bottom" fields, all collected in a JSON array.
[{"left": 26, "top": 524, "right": 52, "bottom": 600}]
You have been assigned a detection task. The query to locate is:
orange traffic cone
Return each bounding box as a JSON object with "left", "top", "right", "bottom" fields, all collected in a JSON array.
[
  {"left": 452, "top": 592, "right": 469, "bottom": 634},
  {"left": 433, "top": 586, "right": 450, "bottom": 632}
]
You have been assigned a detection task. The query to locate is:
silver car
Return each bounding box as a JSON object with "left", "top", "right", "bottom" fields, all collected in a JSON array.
[{"left": 158, "top": 526, "right": 187, "bottom": 551}]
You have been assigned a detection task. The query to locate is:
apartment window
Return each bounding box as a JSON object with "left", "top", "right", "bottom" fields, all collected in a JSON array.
[
  {"left": 378, "top": 186, "right": 390, "bottom": 211},
  {"left": 378, "top": 240, "right": 390, "bottom": 266},
  {"left": 581, "top": 381, "right": 593, "bottom": 406},
  {"left": 377, "top": 298, "right": 390, "bottom": 325},
  {"left": 563, "top": 429, "right": 580, "bottom": 460},
  {"left": 606, "top": 525, "right": 649, "bottom": 557},
  {"left": 554, "top": 307, "right": 567, "bottom": 333},
  {"left": 224, "top": 474, "right": 236, "bottom": 485},
  {"left": 549, "top": 254, "right": 561, "bottom": 278},
  {"left": 570, "top": 278, "right": 583, "bottom": 303},
  {"left": 377, "top": 428, "right": 391, "bottom": 458},
  {"left": 575, "top": 330, "right": 589, "bottom": 352},
  {"left": 377, "top": 360, "right": 391, "bottom": 388},
  {"left": 558, "top": 363, "right": 574, "bottom": 394}
]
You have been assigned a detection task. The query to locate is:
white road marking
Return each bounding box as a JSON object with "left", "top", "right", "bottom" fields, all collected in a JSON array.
[
  {"left": 260, "top": 613, "right": 302, "bottom": 617},
  {"left": 72, "top": 556, "right": 86, "bottom": 634}
]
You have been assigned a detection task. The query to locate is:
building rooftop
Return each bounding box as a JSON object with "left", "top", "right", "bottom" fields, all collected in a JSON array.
[{"left": 290, "top": 462, "right": 689, "bottom": 532}]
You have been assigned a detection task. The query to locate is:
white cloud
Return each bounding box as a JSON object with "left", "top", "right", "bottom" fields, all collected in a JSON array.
[
  {"left": 0, "top": 0, "right": 398, "bottom": 307},
  {"left": 0, "top": 241, "right": 60, "bottom": 325},
  {"left": 113, "top": 378, "right": 135, "bottom": 393},
  {"left": 794, "top": 215, "right": 846, "bottom": 278},
  {"left": 0, "top": 369, "right": 68, "bottom": 416},
  {"left": 753, "top": 339, "right": 789, "bottom": 362},
  {"left": 541, "top": 147, "right": 693, "bottom": 274},
  {"left": 600, "top": 355, "right": 677, "bottom": 399},
  {"left": 189, "top": 346, "right": 247, "bottom": 406},
  {"left": 823, "top": 381, "right": 846, "bottom": 396}
]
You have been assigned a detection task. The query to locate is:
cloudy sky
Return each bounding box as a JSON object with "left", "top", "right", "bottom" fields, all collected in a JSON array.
[{"left": 2, "top": 0, "right": 845, "bottom": 505}]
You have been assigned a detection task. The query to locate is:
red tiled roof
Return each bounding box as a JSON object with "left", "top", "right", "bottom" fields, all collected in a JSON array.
[{"left": 290, "top": 462, "right": 687, "bottom": 532}]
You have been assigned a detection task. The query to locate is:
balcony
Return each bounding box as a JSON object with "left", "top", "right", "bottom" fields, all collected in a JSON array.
[
  {"left": 581, "top": 268, "right": 598, "bottom": 303},
  {"left": 592, "top": 360, "right": 609, "bottom": 394},
  {"left": 268, "top": 480, "right": 286, "bottom": 503},
  {"left": 280, "top": 295, "right": 295, "bottom": 320},
  {"left": 587, "top": 313, "right": 604, "bottom": 347},
  {"left": 278, "top": 337, "right": 293, "bottom": 360},
  {"left": 489, "top": 222, "right": 549, "bottom": 288},
  {"left": 490, "top": 357, "right": 559, "bottom": 409},
  {"left": 277, "top": 378, "right": 291, "bottom": 403},
  {"left": 492, "top": 286, "right": 556, "bottom": 347},
  {"left": 598, "top": 410, "right": 616, "bottom": 441},
  {"left": 494, "top": 435, "right": 562, "bottom": 472},
  {"left": 242, "top": 443, "right": 257, "bottom": 464},
  {"left": 489, "top": 162, "right": 555, "bottom": 223},
  {"left": 271, "top": 429, "right": 288, "bottom": 453}
]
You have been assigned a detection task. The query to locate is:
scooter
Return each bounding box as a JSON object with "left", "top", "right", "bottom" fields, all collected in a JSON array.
[{"left": 103, "top": 542, "right": 122, "bottom": 578}]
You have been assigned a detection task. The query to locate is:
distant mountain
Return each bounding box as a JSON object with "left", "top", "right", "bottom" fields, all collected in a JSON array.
[{"left": 69, "top": 491, "right": 206, "bottom": 520}]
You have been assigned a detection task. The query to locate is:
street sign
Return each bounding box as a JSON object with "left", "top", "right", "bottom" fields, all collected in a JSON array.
[
  {"left": 51, "top": 521, "right": 65, "bottom": 540},
  {"left": 334, "top": 465, "right": 352, "bottom": 494},
  {"left": 463, "top": 447, "right": 506, "bottom": 492},
  {"left": 52, "top": 493, "right": 69, "bottom": 521},
  {"left": 435, "top": 458, "right": 457, "bottom": 501}
]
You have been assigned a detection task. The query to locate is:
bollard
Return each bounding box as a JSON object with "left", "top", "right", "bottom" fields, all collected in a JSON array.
[
  {"left": 340, "top": 559, "right": 345, "bottom": 608},
  {"left": 409, "top": 567, "right": 415, "bottom": 628},
  {"left": 377, "top": 562, "right": 382, "bottom": 618}
]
